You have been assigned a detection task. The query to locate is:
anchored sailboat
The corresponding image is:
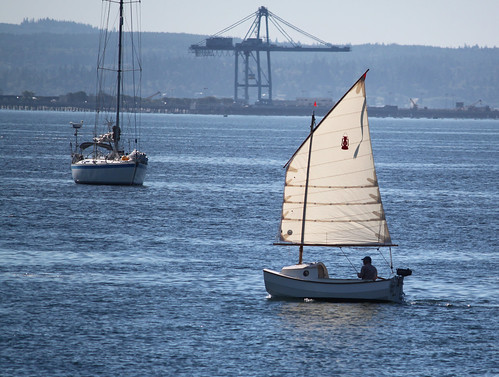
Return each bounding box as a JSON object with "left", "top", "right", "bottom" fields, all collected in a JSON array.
[
  {"left": 263, "top": 70, "right": 411, "bottom": 302},
  {"left": 70, "top": 0, "right": 148, "bottom": 185}
]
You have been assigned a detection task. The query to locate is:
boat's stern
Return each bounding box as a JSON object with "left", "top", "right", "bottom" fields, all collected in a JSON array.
[
  {"left": 71, "top": 158, "right": 147, "bottom": 185},
  {"left": 388, "top": 275, "right": 405, "bottom": 303}
]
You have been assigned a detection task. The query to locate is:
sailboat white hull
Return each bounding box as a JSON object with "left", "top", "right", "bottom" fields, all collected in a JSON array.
[
  {"left": 263, "top": 266, "right": 405, "bottom": 303},
  {"left": 71, "top": 159, "right": 147, "bottom": 185}
]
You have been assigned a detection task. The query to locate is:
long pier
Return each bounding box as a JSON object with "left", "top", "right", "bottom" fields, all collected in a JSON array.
[{"left": 1, "top": 96, "right": 497, "bottom": 119}]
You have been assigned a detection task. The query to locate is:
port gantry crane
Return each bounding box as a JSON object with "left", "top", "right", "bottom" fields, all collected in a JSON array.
[{"left": 189, "top": 6, "right": 350, "bottom": 104}]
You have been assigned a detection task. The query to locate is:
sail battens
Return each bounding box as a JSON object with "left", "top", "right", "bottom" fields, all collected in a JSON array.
[
  {"left": 283, "top": 201, "right": 383, "bottom": 206},
  {"left": 277, "top": 72, "right": 392, "bottom": 247},
  {"left": 282, "top": 218, "right": 387, "bottom": 223},
  {"left": 274, "top": 242, "right": 397, "bottom": 247},
  {"left": 285, "top": 184, "right": 378, "bottom": 189}
]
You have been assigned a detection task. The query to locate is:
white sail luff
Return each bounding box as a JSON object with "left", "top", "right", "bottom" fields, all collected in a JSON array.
[{"left": 279, "top": 73, "right": 392, "bottom": 246}]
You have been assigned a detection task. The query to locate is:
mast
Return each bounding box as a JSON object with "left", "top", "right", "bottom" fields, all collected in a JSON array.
[
  {"left": 114, "top": 0, "right": 124, "bottom": 152},
  {"left": 298, "top": 112, "right": 316, "bottom": 264}
]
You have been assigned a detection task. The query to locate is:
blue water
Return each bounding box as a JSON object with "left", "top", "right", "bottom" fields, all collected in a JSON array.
[{"left": 1, "top": 110, "right": 498, "bottom": 376}]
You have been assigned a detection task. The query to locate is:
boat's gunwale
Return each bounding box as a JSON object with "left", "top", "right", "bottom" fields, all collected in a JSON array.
[{"left": 263, "top": 268, "right": 395, "bottom": 285}]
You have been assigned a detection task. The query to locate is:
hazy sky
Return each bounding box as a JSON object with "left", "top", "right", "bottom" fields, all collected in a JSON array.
[{"left": 2, "top": 0, "right": 499, "bottom": 47}]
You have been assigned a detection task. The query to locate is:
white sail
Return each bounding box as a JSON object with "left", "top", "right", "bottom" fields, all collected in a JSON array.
[{"left": 278, "top": 71, "right": 392, "bottom": 246}]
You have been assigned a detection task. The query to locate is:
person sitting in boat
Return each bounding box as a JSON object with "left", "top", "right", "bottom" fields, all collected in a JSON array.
[{"left": 358, "top": 256, "right": 378, "bottom": 280}]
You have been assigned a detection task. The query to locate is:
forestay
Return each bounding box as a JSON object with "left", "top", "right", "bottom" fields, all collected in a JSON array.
[{"left": 278, "top": 71, "right": 393, "bottom": 247}]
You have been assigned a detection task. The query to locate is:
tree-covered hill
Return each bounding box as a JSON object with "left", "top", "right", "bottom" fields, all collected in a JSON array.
[{"left": 1, "top": 19, "right": 497, "bottom": 109}]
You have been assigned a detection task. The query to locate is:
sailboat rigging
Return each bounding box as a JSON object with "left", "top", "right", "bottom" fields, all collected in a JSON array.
[{"left": 263, "top": 71, "right": 411, "bottom": 302}]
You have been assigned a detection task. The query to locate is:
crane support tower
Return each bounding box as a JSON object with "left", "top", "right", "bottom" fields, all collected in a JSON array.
[{"left": 189, "top": 6, "right": 350, "bottom": 104}]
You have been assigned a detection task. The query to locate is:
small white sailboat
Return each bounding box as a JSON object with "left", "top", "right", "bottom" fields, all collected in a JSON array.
[
  {"left": 70, "top": 0, "right": 148, "bottom": 185},
  {"left": 263, "top": 71, "right": 411, "bottom": 303}
]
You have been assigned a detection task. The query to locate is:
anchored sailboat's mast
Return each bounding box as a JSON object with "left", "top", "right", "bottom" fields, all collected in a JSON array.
[
  {"left": 114, "top": 0, "right": 124, "bottom": 152},
  {"left": 298, "top": 112, "right": 316, "bottom": 264}
]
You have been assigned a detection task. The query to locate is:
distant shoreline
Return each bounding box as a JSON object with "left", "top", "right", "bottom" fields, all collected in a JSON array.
[{"left": 1, "top": 103, "right": 498, "bottom": 119}]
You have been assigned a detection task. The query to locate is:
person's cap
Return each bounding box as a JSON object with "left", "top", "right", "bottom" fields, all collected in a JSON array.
[{"left": 362, "top": 256, "right": 372, "bottom": 263}]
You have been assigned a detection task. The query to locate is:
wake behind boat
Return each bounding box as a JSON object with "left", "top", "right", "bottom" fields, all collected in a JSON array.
[
  {"left": 70, "top": 0, "right": 148, "bottom": 185},
  {"left": 263, "top": 71, "right": 411, "bottom": 303}
]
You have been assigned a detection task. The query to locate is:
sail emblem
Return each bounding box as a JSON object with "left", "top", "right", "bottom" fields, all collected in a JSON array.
[{"left": 341, "top": 135, "right": 349, "bottom": 150}]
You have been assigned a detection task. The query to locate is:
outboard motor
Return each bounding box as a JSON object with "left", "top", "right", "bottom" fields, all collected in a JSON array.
[{"left": 396, "top": 268, "right": 412, "bottom": 277}]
